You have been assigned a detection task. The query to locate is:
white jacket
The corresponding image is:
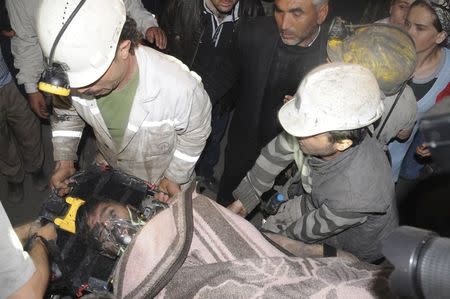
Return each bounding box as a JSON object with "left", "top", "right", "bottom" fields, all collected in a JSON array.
[
  {"left": 6, "top": 0, "right": 159, "bottom": 94},
  {"left": 51, "top": 46, "right": 211, "bottom": 186}
]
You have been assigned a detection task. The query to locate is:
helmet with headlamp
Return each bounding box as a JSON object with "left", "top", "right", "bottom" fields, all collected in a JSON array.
[{"left": 36, "top": 0, "right": 126, "bottom": 95}]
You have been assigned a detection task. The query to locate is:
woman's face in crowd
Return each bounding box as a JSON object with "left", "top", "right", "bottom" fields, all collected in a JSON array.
[
  {"left": 405, "top": 5, "right": 446, "bottom": 54},
  {"left": 389, "top": 0, "right": 414, "bottom": 27}
]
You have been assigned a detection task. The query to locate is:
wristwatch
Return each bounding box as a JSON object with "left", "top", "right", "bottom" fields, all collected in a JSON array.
[{"left": 24, "top": 233, "right": 49, "bottom": 253}]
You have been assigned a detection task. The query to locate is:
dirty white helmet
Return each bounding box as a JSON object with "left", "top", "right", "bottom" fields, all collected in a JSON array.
[
  {"left": 37, "top": 0, "right": 126, "bottom": 88},
  {"left": 278, "top": 63, "right": 383, "bottom": 137},
  {"left": 327, "top": 24, "right": 416, "bottom": 96}
]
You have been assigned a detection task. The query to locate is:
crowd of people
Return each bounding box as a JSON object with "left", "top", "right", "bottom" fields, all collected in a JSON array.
[{"left": 1, "top": 0, "right": 450, "bottom": 298}]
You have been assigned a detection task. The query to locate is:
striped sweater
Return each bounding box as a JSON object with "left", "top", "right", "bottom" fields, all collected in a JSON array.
[{"left": 233, "top": 132, "right": 398, "bottom": 262}]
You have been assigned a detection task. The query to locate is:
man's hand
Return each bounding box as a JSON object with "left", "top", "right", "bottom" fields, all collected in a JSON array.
[
  {"left": 8, "top": 225, "right": 55, "bottom": 299},
  {"left": 1, "top": 29, "right": 15, "bottom": 38},
  {"left": 227, "top": 199, "right": 248, "bottom": 217},
  {"left": 416, "top": 144, "right": 432, "bottom": 158},
  {"left": 28, "top": 92, "right": 49, "bottom": 119},
  {"left": 154, "top": 177, "right": 181, "bottom": 203},
  {"left": 50, "top": 160, "right": 76, "bottom": 196},
  {"left": 397, "top": 128, "right": 412, "bottom": 140},
  {"left": 145, "top": 27, "right": 167, "bottom": 50}
]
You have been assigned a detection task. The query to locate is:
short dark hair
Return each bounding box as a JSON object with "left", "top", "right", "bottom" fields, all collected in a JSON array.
[
  {"left": 327, "top": 127, "right": 367, "bottom": 147},
  {"left": 76, "top": 197, "right": 118, "bottom": 245},
  {"left": 118, "top": 16, "right": 143, "bottom": 55}
]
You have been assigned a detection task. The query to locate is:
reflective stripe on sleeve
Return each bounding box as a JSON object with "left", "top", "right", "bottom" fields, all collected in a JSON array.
[
  {"left": 52, "top": 130, "right": 83, "bottom": 138},
  {"left": 127, "top": 123, "right": 139, "bottom": 132},
  {"left": 174, "top": 150, "right": 200, "bottom": 163}
]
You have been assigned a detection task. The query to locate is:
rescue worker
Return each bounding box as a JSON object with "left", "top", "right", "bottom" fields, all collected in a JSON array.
[
  {"left": 228, "top": 63, "right": 398, "bottom": 263},
  {"left": 36, "top": 0, "right": 211, "bottom": 200},
  {"left": 6, "top": 0, "right": 167, "bottom": 120},
  {"left": 327, "top": 23, "right": 418, "bottom": 148}
]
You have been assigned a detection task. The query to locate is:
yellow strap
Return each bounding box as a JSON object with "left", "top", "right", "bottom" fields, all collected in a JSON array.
[{"left": 54, "top": 197, "right": 85, "bottom": 234}]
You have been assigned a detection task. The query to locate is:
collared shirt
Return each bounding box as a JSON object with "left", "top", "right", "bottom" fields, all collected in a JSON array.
[
  {"left": 203, "top": 0, "right": 240, "bottom": 47},
  {"left": 305, "top": 26, "right": 321, "bottom": 47}
]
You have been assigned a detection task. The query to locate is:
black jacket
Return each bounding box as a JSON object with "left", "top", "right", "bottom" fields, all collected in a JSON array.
[
  {"left": 163, "top": 0, "right": 264, "bottom": 65},
  {"left": 162, "top": 0, "right": 264, "bottom": 105},
  {"left": 217, "top": 17, "right": 329, "bottom": 204}
]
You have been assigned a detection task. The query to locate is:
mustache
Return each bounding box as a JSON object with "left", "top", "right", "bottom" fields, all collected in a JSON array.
[{"left": 280, "top": 29, "right": 296, "bottom": 36}]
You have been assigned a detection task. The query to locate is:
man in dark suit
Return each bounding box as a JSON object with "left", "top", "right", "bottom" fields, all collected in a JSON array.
[{"left": 217, "top": 0, "right": 329, "bottom": 206}]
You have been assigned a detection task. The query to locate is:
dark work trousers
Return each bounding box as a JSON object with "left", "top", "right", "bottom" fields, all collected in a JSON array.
[
  {"left": 0, "top": 81, "right": 44, "bottom": 182},
  {"left": 195, "top": 103, "right": 230, "bottom": 179}
]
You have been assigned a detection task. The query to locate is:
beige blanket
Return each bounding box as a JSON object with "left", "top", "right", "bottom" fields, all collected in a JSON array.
[{"left": 113, "top": 193, "right": 396, "bottom": 299}]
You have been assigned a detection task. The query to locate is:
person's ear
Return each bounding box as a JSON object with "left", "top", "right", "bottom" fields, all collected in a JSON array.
[
  {"left": 117, "top": 40, "right": 132, "bottom": 60},
  {"left": 317, "top": 3, "right": 329, "bottom": 25},
  {"left": 436, "top": 31, "right": 448, "bottom": 45},
  {"left": 334, "top": 139, "right": 353, "bottom": 152}
]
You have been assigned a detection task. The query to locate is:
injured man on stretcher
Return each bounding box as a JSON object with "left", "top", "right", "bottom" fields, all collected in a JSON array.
[
  {"left": 78, "top": 194, "right": 334, "bottom": 262},
  {"left": 33, "top": 165, "right": 395, "bottom": 299}
]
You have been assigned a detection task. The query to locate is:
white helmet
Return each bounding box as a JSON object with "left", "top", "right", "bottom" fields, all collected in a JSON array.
[
  {"left": 278, "top": 63, "right": 383, "bottom": 137},
  {"left": 37, "top": 0, "right": 126, "bottom": 88}
]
